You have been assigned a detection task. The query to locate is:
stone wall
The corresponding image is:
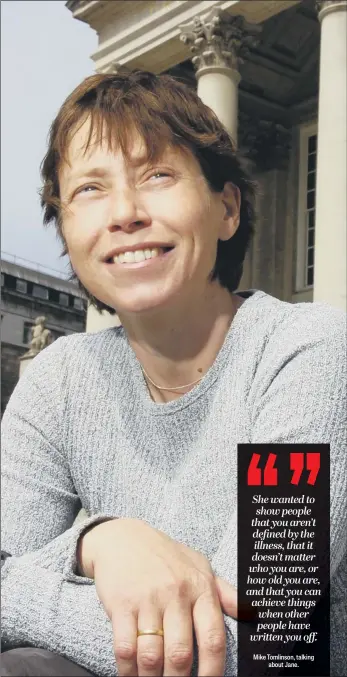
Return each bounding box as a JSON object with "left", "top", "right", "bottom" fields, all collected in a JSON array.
[{"left": 1, "top": 342, "right": 25, "bottom": 416}]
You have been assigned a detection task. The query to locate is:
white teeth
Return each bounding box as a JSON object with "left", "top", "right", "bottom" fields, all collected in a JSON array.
[
  {"left": 134, "top": 250, "right": 146, "bottom": 262},
  {"left": 113, "top": 247, "right": 163, "bottom": 265}
]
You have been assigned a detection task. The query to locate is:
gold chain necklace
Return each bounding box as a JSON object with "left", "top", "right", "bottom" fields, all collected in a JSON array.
[
  {"left": 139, "top": 298, "right": 243, "bottom": 394},
  {"left": 141, "top": 366, "right": 203, "bottom": 392}
]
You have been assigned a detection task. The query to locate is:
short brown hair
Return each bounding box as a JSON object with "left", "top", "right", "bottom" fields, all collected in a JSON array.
[{"left": 40, "top": 70, "right": 256, "bottom": 315}]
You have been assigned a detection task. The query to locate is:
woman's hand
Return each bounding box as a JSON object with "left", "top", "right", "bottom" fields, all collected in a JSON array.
[{"left": 77, "top": 518, "right": 237, "bottom": 677}]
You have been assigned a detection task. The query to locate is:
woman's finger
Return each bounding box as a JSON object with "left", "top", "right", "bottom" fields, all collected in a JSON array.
[
  {"left": 193, "top": 589, "right": 226, "bottom": 677},
  {"left": 214, "top": 576, "right": 238, "bottom": 617},
  {"left": 137, "top": 602, "right": 164, "bottom": 677},
  {"left": 112, "top": 607, "right": 138, "bottom": 677},
  {"left": 215, "top": 576, "right": 257, "bottom": 621},
  {"left": 162, "top": 597, "right": 194, "bottom": 676}
]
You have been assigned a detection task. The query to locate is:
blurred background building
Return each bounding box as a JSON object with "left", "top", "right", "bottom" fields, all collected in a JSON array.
[
  {"left": 66, "top": 0, "right": 346, "bottom": 335},
  {"left": 1, "top": 253, "right": 86, "bottom": 414}
]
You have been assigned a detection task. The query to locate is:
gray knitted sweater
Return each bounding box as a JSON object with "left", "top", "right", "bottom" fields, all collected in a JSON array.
[{"left": 1, "top": 290, "right": 346, "bottom": 676}]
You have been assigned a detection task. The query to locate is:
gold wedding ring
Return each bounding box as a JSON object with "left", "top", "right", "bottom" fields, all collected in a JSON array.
[{"left": 137, "top": 629, "right": 164, "bottom": 638}]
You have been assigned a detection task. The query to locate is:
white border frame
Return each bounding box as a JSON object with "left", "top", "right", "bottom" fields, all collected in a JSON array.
[{"left": 295, "top": 120, "right": 318, "bottom": 293}]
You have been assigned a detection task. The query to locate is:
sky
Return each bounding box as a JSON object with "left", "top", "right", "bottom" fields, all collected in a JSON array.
[{"left": 1, "top": 0, "right": 97, "bottom": 277}]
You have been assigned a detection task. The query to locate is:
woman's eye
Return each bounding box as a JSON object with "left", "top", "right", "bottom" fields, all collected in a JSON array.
[
  {"left": 150, "top": 172, "right": 170, "bottom": 180},
  {"left": 73, "top": 185, "right": 98, "bottom": 198},
  {"left": 79, "top": 185, "right": 97, "bottom": 193}
]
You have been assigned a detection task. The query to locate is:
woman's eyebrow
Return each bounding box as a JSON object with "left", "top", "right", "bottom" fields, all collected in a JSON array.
[
  {"left": 62, "top": 167, "right": 114, "bottom": 194},
  {"left": 65, "top": 154, "right": 174, "bottom": 188},
  {"left": 68, "top": 167, "right": 113, "bottom": 183}
]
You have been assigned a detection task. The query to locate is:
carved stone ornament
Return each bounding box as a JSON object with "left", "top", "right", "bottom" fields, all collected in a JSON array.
[
  {"left": 22, "top": 316, "right": 52, "bottom": 358},
  {"left": 238, "top": 113, "right": 292, "bottom": 171},
  {"left": 179, "top": 9, "right": 261, "bottom": 72}
]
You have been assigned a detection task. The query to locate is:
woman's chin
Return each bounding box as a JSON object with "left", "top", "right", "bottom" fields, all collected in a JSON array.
[{"left": 103, "top": 291, "right": 175, "bottom": 317}]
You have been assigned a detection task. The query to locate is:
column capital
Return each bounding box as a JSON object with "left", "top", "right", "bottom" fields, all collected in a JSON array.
[
  {"left": 239, "top": 113, "right": 292, "bottom": 171},
  {"left": 179, "top": 9, "right": 261, "bottom": 74},
  {"left": 316, "top": 0, "right": 347, "bottom": 21}
]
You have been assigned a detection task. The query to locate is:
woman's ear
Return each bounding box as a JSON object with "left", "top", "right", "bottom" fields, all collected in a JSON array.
[{"left": 219, "top": 182, "right": 241, "bottom": 241}]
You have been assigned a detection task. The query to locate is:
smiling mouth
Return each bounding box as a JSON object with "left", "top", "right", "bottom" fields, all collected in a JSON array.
[{"left": 105, "top": 246, "right": 173, "bottom": 266}]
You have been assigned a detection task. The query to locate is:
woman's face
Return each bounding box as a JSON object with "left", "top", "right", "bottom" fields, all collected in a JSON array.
[{"left": 59, "top": 120, "right": 240, "bottom": 317}]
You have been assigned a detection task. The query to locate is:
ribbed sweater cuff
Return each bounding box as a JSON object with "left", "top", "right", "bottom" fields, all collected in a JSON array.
[{"left": 64, "top": 514, "right": 116, "bottom": 583}]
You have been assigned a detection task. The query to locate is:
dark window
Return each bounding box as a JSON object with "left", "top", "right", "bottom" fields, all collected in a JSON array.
[
  {"left": 73, "top": 297, "right": 84, "bottom": 310},
  {"left": 307, "top": 247, "right": 314, "bottom": 268},
  {"left": 16, "top": 279, "right": 27, "bottom": 294},
  {"left": 308, "top": 134, "right": 317, "bottom": 154},
  {"left": 308, "top": 153, "right": 316, "bottom": 173},
  {"left": 59, "top": 293, "right": 69, "bottom": 307},
  {"left": 307, "top": 267, "right": 314, "bottom": 286},
  {"left": 33, "top": 285, "right": 49, "bottom": 300},
  {"left": 307, "top": 190, "right": 315, "bottom": 210},
  {"left": 23, "top": 322, "right": 34, "bottom": 344},
  {"left": 1, "top": 274, "right": 4, "bottom": 287},
  {"left": 304, "top": 134, "right": 317, "bottom": 288},
  {"left": 307, "top": 171, "right": 316, "bottom": 192},
  {"left": 308, "top": 228, "right": 315, "bottom": 248},
  {"left": 308, "top": 210, "right": 315, "bottom": 230}
]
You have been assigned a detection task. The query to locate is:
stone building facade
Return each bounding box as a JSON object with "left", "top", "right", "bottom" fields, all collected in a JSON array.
[
  {"left": 66, "top": 0, "right": 346, "bottom": 333},
  {"left": 1, "top": 256, "right": 87, "bottom": 414}
]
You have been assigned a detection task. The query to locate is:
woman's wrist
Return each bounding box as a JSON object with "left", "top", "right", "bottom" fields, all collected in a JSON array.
[{"left": 76, "top": 518, "right": 116, "bottom": 577}]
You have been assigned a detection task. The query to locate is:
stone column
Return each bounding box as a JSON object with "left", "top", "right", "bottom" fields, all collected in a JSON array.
[
  {"left": 86, "top": 304, "right": 121, "bottom": 333},
  {"left": 314, "top": 0, "right": 347, "bottom": 311},
  {"left": 179, "top": 10, "right": 260, "bottom": 144}
]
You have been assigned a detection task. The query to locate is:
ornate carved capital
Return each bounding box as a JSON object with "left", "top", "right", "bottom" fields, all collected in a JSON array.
[
  {"left": 316, "top": 0, "right": 347, "bottom": 20},
  {"left": 179, "top": 10, "right": 261, "bottom": 73},
  {"left": 238, "top": 113, "right": 292, "bottom": 171}
]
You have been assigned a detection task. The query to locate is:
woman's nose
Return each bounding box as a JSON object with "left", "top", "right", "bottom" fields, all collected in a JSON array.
[{"left": 105, "top": 189, "right": 150, "bottom": 233}]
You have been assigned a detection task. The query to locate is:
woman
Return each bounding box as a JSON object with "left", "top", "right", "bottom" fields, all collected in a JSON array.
[{"left": 1, "top": 71, "right": 346, "bottom": 677}]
